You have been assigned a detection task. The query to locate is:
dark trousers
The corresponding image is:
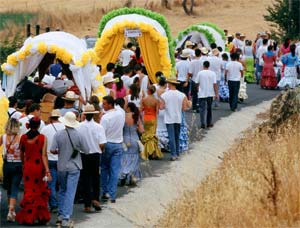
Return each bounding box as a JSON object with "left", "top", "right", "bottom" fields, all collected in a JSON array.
[
  {"left": 228, "top": 80, "right": 240, "bottom": 111},
  {"left": 199, "top": 97, "right": 213, "bottom": 126},
  {"left": 191, "top": 80, "right": 199, "bottom": 110},
  {"left": 166, "top": 123, "right": 181, "bottom": 158},
  {"left": 177, "top": 81, "right": 190, "bottom": 97},
  {"left": 82, "top": 153, "right": 100, "bottom": 207}
]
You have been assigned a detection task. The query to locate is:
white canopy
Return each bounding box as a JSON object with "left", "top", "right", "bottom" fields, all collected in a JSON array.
[
  {"left": 175, "top": 25, "right": 225, "bottom": 50},
  {"left": 2, "top": 31, "right": 98, "bottom": 100}
]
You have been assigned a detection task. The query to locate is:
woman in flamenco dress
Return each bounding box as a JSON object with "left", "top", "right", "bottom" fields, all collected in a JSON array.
[
  {"left": 261, "top": 45, "right": 278, "bottom": 89},
  {"left": 16, "top": 116, "right": 51, "bottom": 225}
]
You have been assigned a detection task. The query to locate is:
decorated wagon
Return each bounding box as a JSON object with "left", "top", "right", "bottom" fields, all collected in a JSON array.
[
  {"left": 173, "top": 22, "right": 226, "bottom": 51},
  {"left": 94, "top": 8, "right": 175, "bottom": 83}
]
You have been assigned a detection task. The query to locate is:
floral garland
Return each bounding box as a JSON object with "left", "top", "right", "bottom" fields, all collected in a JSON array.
[
  {"left": 98, "top": 7, "right": 175, "bottom": 67},
  {"left": 1, "top": 41, "right": 74, "bottom": 75},
  {"left": 172, "top": 25, "right": 216, "bottom": 49},
  {"left": 200, "top": 22, "right": 226, "bottom": 41},
  {"left": 95, "top": 20, "right": 172, "bottom": 77}
]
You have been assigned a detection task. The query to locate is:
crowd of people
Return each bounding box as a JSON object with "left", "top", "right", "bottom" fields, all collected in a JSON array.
[{"left": 1, "top": 31, "right": 300, "bottom": 227}]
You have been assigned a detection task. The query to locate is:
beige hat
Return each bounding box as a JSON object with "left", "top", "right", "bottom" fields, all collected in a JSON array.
[
  {"left": 58, "top": 111, "right": 79, "bottom": 128},
  {"left": 184, "top": 40, "right": 194, "bottom": 48},
  {"left": 166, "top": 76, "right": 180, "bottom": 84},
  {"left": 63, "top": 91, "right": 79, "bottom": 101},
  {"left": 200, "top": 47, "right": 209, "bottom": 55},
  {"left": 103, "top": 75, "right": 116, "bottom": 85},
  {"left": 212, "top": 48, "right": 220, "bottom": 56},
  {"left": 50, "top": 109, "right": 61, "bottom": 117},
  {"left": 83, "top": 104, "right": 99, "bottom": 114},
  {"left": 240, "top": 33, "right": 246, "bottom": 37},
  {"left": 180, "top": 49, "right": 191, "bottom": 58}
]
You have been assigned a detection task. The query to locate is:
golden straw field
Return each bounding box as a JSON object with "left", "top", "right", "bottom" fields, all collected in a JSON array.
[
  {"left": 158, "top": 90, "right": 300, "bottom": 227},
  {"left": 0, "top": 0, "right": 273, "bottom": 40}
]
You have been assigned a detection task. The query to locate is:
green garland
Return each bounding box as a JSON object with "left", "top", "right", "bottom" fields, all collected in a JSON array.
[
  {"left": 98, "top": 7, "right": 175, "bottom": 67},
  {"left": 172, "top": 25, "right": 216, "bottom": 49},
  {"left": 200, "top": 22, "right": 226, "bottom": 41}
]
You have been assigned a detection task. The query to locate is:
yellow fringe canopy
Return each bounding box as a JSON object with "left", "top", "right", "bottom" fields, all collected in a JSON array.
[{"left": 95, "top": 8, "right": 174, "bottom": 83}]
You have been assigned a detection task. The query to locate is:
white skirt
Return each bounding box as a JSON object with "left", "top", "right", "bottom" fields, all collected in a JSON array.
[{"left": 277, "top": 66, "right": 300, "bottom": 89}]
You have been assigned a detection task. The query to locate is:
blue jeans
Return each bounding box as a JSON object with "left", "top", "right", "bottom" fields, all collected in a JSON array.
[
  {"left": 3, "top": 161, "right": 22, "bottom": 199},
  {"left": 48, "top": 160, "right": 58, "bottom": 208},
  {"left": 57, "top": 170, "right": 80, "bottom": 221},
  {"left": 199, "top": 97, "right": 213, "bottom": 126},
  {"left": 101, "top": 143, "right": 123, "bottom": 200},
  {"left": 228, "top": 80, "right": 240, "bottom": 111},
  {"left": 166, "top": 123, "right": 181, "bottom": 158}
]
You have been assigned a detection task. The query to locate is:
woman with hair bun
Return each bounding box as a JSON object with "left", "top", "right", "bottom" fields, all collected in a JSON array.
[
  {"left": 140, "top": 85, "right": 163, "bottom": 160},
  {"left": 16, "top": 117, "right": 51, "bottom": 225}
]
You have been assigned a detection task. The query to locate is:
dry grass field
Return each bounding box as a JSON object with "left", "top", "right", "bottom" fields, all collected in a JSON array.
[
  {"left": 158, "top": 90, "right": 300, "bottom": 227},
  {"left": 0, "top": 0, "right": 273, "bottom": 40}
]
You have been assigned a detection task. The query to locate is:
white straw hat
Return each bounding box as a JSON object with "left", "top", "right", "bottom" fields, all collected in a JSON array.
[
  {"left": 103, "top": 75, "right": 116, "bottom": 85},
  {"left": 58, "top": 111, "right": 79, "bottom": 128},
  {"left": 82, "top": 104, "right": 99, "bottom": 114},
  {"left": 63, "top": 91, "right": 79, "bottom": 101}
]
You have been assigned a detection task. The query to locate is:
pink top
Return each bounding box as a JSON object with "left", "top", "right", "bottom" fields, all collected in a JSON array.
[
  {"left": 112, "top": 84, "right": 127, "bottom": 98},
  {"left": 280, "top": 44, "right": 290, "bottom": 55}
]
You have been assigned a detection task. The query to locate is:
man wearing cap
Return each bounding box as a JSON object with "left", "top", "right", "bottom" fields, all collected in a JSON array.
[
  {"left": 77, "top": 104, "right": 106, "bottom": 212},
  {"left": 50, "top": 112, "right": 89, "bottom": 227},
  {"left": 184, "top": 40, "right": 195, "bottom": 58},
  {"left": 160, "top": 77, "right": 190, "bottom": 161},
  {"left": 103, "top": 74, "right": 116, "bottom": 98},
  {"left": 41, "top": 109, "right": 65, "bottom": 213},
  {"left": 176, "top": 49, "right": 191, "bottom": 96},
  {"left": 100, "top": 96, "right": 125, "bottom": 203},
  {"left": 60, "top": 91, "right": 79, "bottom": 117}
]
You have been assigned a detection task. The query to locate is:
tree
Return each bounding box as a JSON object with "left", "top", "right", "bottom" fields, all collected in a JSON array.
[
  {"left": 264, "top": 0, "right": 300, "bottom": 40},
  {"left": 182, "top": 0, "right": 195, "bottom": 15}
]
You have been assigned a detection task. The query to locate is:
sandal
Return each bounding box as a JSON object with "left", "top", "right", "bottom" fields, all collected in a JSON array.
[{"left": 92, "top": 201, "right": 102, "bottom": 211}]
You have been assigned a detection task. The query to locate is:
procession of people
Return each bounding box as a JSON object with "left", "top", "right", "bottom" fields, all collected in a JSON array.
[{"left": 1, "top": 23, "right": 300, "bottom": 227}]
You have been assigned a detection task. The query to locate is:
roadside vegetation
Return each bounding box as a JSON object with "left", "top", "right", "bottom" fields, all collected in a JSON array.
[{"left": 158, "top": 89, "right": 300, "bottom": 227}]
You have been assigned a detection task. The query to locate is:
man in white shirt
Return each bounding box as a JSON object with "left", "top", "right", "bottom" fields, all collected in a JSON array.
[
  {"left": 100, "top": 96, "right": 125, "bottom": 203},
  {"left": 7, "top": 96, "right": 22, "bottom": 120},
  {"left": 119, "top": 43, "right": 135, "bottom": 67},
  {"left": 121, "top": 67, "right": 133, "bottom": 90},
  {"left": 40, "top": 109, "right": 65, "bottom": 213},
  {"left": 161, "top": 78, "right": 190, "bottom": 161},
  {"left": 195, "top": 61, "right": 218, "bottom": 129},
  {"left": 19, "top": 103, "right": 45, "bottom": 135},
  {"left": 188, "top": 48, "right": 202, "bottom": 112},
  {"left": 176, "top": 49, "right": 191, "bottom": 96},
  {"left": 184, "top": 40, "right": 195, "bottom": 58},
  {"left": 256, "top": 38, "right": 268, "bottom": 84},
  {"left": 77, "top": 104, "right": 106, "bottom": 212},
  {"left": 133, "top": 64, "right": 149, "bottom": 97},
  {"left": 225, "top": 53, "right": 244, "bottom": 112},
  {"left": 208, "top": 49, "right": 222, "bottom": 107}
]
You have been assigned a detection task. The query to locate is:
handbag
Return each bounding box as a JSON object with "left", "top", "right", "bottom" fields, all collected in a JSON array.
[
  {"left": 137, "top": 140, "right": 144, "bottom": 153},
  {"left": 65, "top": 129, "right": 80, "bottom": 159}
]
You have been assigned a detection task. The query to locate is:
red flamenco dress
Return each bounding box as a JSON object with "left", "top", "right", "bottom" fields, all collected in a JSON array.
[
  {"left": 260, "top": 52, "right": 278, "bottom": 89},
  {"left": 16, "top": 132, "right": 50, "bottom": 225}
]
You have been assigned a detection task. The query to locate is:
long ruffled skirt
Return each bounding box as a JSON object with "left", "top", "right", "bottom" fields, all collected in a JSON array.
[{"left": 141, "top": 120, "right": 163, "bottom": 160}]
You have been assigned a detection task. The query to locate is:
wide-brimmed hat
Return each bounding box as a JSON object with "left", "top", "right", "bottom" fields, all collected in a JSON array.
[
  {"left": 184, "top": 40, "right": 194, "bottom": 47},
  {"left": 166, "top": 76, "right": 180, "bottom": 85},
  {"left": 58, "top": 111, "right": 79, "bottom": 128},
  {"left": 82, "top": 104, "right": 99, "bottom": 114},
  {"left": 200, "top": 47, "right": 209, "bottom": 55},
  {"left": 180, "top": 49, "right": 191, "bottom": 58},
  {"left": 103, "top": 75, "right": 116, "bottom": 85},
  {"left": 63, "top": 91, "right": 79, "bottom": 101},
  {"left": 50, "top": 109, "right": 61, "bottom": 117},
  {"left": 240, "top": 33, "right": 246, "bottom": 37}
]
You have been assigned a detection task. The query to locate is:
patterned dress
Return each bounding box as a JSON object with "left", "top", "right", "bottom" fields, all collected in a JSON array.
[
  {"left": 16, "top": 133, "right": 50, "bottom": 225},
  {"left": 179, "top": 112, "right": 189, "bottom": 153}
]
